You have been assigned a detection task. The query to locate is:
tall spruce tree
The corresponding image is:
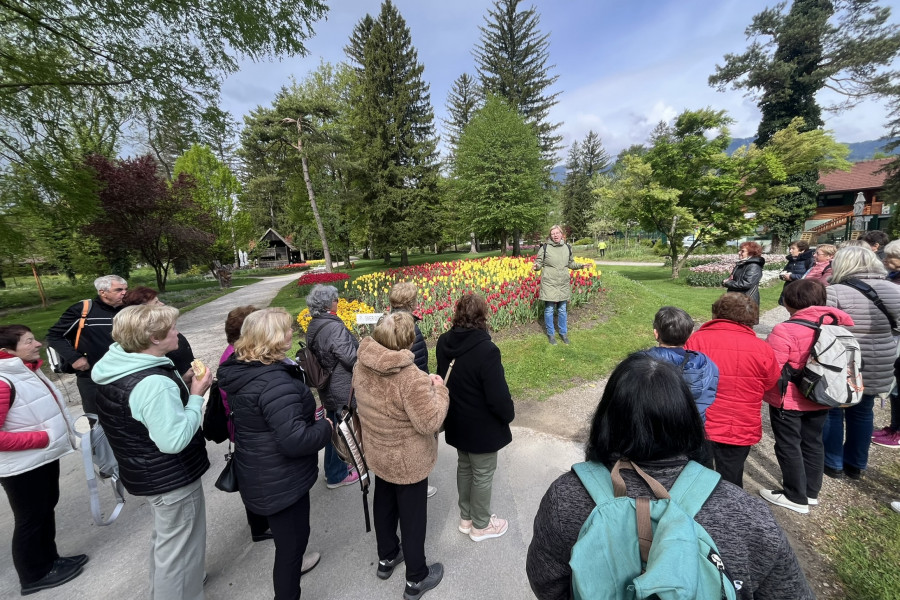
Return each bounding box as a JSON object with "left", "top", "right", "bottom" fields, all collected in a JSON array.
[
  {"left": 474, "top": 0, "right": 562, "bottom": 161},
  {"left": 443, "top": 73, "right": 483, "bottom": 161},
  {"left": 710, "top": 0, "right": 900, "bottom": 248},
  {"left": 562, "top": 130, "right": 610, "bottom": 238},
  {"left": 346, "top": 1, "right": 440, "bottom": 265}
]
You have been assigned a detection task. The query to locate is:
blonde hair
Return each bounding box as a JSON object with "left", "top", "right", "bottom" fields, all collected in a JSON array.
[
  {"left": 815, "top": 244, "right": 837, "bottom": 258},
  {"left": 373, "top": 312, "right": 415, "bottom": 351},
  {"left": 549, "top": 224, "right": 563, "bottom": 237},
  {"left": 234, "top": 308, "right": 293, "bottom": 365},
  {"left": 829, "top": 245, "right": 887, "bottom": 283},
  {"left": 389, "top": 282, "right": 418, "bottom": 312},
  {"left": 113, "top": 305, "right": 179, "bottom": 353}
]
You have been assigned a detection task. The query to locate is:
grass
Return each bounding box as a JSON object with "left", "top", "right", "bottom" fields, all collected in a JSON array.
[{"left": 827, "top": 462, "right": 900, "bottom": 600}]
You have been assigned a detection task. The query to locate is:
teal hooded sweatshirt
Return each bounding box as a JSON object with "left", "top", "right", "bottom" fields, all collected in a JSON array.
[{"left": 91, "top": 343, "right": 204, "bottom": 454}]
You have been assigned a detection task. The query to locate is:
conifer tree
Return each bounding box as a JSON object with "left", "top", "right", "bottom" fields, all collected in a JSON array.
[
  {"left": 346, "top": 1, "right": 440, "bottom": 265},
  {"left": 443, "top": 73, "right": 483, "bottom": 161},
  {"left": 562, "top": 131, "right": 609, "bottom": 238},
  {"left": 474, "top": 0, "right": 562, "bottom": 161}
]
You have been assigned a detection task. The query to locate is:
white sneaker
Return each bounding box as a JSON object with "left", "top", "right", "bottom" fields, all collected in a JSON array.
[
  {"left": 427, "top": 485, "right": 437, "bottom": 498},
  {"left": 458, "top": 519, "right": 472, "bottom": 534},
  {"left": 808, "top": 497, "right": 819, "bottom": 506},
  {"left": 759, "top": 489, "right": 809, "bottom": 514},
  {"left": 891, "top": 501, "right": 900, "bottom": 514},
  {"left": 469, "top": 515, "right": 508, "bottom": 541}
]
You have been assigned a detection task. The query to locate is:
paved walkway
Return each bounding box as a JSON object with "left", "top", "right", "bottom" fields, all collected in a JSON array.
[{"left": 0, "top": 273, "right": 583, "bottom": 600}]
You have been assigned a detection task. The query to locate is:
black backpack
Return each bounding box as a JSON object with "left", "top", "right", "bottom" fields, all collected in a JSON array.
[
  {"left": 296, "top": 339, "right": 333, "bottom": 391},
  {"left": 202, "top": 380, "right": 229, "bottom": 443}
]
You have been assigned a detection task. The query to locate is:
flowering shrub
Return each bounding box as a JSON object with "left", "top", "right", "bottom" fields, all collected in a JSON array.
[
  {"left": 685, "top": 254, "right": 786, "bottom": 288},
  {"left": 346, "top": 256, "right": 602, "bottom": 337},
  {"left": 276, "top": 263, "right": 309, "bottom": 270},
  {"left": 296, "top": 272, "right": 350, "bottom": 287},
  {"left": 296, "top": 298, "right": 377, "bottom": 336}
]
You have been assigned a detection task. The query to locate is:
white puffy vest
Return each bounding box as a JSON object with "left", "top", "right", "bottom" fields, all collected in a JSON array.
[{"left": 0, "top": 358, "right": 76, "bottom": 477}]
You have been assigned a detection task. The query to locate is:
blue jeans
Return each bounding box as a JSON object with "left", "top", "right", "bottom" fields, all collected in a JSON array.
[
  {"left": 823, "top": 394, "right": 875, "bottom": 471},
  {"left": 544, "top": 301, "right": 567, "bottom": 336},
  {"left": 324, "top": 409, "right": 348, "bottom": 484}
]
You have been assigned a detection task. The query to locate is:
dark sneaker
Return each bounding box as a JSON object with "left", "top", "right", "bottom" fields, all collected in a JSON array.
[
  {"left": 21, "top": 562, "right": 83, "bottom": 596},
  {"left": 55, "top": 554, "right": 89, "bottom": 568},
  {"left": 844, "top": 464, "right": 863, "bottom": 480},
  {"left": 824, "top": 466, "right": 843, "bottom": 479},
  {"left": 377, "top": 548, "right": 404, "bottom": 580},
  {"left": 547, "top": 334, "right": 557, "bottom": 345},
  {"left": 560, "top": 334, "right": 570, "bottom": 345},
  {"left": 403, "top": 563, "right": 444, "bottom": 600}
]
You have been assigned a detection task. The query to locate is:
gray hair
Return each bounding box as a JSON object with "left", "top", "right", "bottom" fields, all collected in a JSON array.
[
  {"left": 306, "top": 284, "right": 339, "bottom": 317},
  {"left": 883, "top": 240, "right": 900, "bottom": 260},
  {"left": 829, "top": 246, "right": 887, "bottom": 284},
  {"left": 94, "top": 275, "right": 127, "bottom": 293}
]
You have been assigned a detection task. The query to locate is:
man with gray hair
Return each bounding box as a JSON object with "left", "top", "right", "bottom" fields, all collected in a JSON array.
[{"left": 46, "top": 275, "right": 128, "bottom": 417}]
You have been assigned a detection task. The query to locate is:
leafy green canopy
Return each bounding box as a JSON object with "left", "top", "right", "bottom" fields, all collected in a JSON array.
[
  {"left": 594, "top": 109, "right": 849, "bottom": 277},
  {"left": 453, "top": 95, "right": 545, "bottom": 248}
]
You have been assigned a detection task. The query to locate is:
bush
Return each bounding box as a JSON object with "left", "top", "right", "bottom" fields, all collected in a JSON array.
[
  {"left": 685, "top": 271, "right": 729, "bottom": 287},
  {"left": 573, "top": 237, "right": 594, "bottom": 246}
]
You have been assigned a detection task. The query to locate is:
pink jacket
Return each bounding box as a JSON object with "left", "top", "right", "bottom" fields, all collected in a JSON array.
[{"left": 763, "top": 306, "right": 855, "bottom": 411}]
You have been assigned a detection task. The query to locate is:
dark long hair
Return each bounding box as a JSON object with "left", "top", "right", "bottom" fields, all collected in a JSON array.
[{"left": 585, "top": 353, "right": 706, "bottom": 466}]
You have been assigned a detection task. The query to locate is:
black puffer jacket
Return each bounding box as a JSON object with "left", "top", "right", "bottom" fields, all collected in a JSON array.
[
  {"left": 782, "top": 249, "right": 815, "bottom": 281},
  {"left": 46, "top": 297, "right": 119, "bottom": 377},
  {"left": 306, "top": 313, "right": 358, "bottom": 412},
  {"left": 217, "top": 358, "right": 332, "bottom": 516},
  {"left": 435, "top": 327, "right": 514, "bottom": 454},
  {"left": 95, "top": 367, "right": 209, "bottom": 496},
  {"left": 724, "top": 255, "right": 765, "bottom": 305}
]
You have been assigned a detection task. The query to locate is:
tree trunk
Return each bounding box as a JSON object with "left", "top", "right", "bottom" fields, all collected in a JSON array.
[
  {"left": 29, "top": 262, "right": 47, "bottom": 308},
  {"left": 400, "top": 248, "right": 409, "bottom": 266},
  {"left": 512, "top": 230, "right": 521, "bottom": 257},
  {"left": 299, "top": 154, "right": 333, "bottom": 274}
]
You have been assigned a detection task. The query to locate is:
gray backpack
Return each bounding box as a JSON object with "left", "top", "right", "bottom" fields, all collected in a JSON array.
[{"left": 79, "top": 414, "right": 126, "bottom": 526}]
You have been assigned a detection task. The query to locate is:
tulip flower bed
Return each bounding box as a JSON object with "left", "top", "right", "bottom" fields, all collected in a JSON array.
[
  {"left": 684, "top": 254, "right": 787, "bottom": 287},
  {"left": 345, "top": 256, "right": 603, "bottom": 338},
  {"left": 275, "top": 263, "right": 310, "bottom": 270},
  {"left": 296, "top": 298, "right": 377, "bottom": 336},
  {"left": 295, "top": 271, "right": 350, "bottom": 296}
]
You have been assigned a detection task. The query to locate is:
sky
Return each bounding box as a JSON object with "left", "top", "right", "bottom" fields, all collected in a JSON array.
[{"left": 220, "top": 0, "right": 900, "bottom": 164}]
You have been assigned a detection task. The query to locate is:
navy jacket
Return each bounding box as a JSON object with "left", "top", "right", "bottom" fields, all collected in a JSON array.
[{"left": 645, "top": 347, "right": 719, "bottom": 423}]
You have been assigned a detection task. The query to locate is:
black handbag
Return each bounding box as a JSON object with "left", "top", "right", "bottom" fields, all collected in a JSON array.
[
  {"left": 203, "top": 380, "right": 230, "bottom": 443},
  {"left": 214, "top": 442, "right": 239, "bottom": 493}
]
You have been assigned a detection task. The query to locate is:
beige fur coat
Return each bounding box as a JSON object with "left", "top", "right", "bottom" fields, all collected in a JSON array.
[{"left": 353, "top": 336, "right": 449, "bottom": 485}]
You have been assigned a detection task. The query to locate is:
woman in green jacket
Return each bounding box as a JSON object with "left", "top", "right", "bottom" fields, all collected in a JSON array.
[{"left": 533, "top": 225, "right": 586, "bottom": 345}]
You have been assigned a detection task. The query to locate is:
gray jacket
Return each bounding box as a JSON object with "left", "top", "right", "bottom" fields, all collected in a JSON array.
[
  {"left": 306, "top": 313, "right": 358, "bottom": 412},
  {"left": 827, "top": 273, "right": 900, "bottom": 394}
]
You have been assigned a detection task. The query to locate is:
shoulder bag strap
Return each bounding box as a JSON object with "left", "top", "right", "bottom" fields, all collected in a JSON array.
[
  {"left": 73, "top": 299, "right": 91, "bottom": 350},
  {"left": 666, "top": 460, "right": 721, "bottom": 518},
  {"left": 842, "top": 278, "right": 897, "bottom": 330},
  {"left": 443, "top": 358, "right": 456, "bottom": 385}
]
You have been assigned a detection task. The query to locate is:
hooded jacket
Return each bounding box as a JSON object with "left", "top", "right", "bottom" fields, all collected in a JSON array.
[
  {"left": 782, "top": 249, "right": 816, "bottom": 281},
  {"left": 0, "top": 353, "right": 77, "bottom": 476},
  {"left": 91, "top": 343, "right": 208, "bottom": 496},
  {"left": 763, "top": 306, "right": 855, "bottom": 412},
  {"left": 535, "top": 241, "right": 582, "bottom": 302},
  {"left": 685, "top": 320, "right": 780, "bottom": 446},
  {"left": 217, "top": 357, "right": 332, "bottom": 515},
  {"left": 724, "top": 256, "right": 765, "bottom": 305},
  {"left": 826, "top": 273, "right": 900, "bottom": 394},
  {"left": 435, "top": 327, "right": 514, "bottom": 453},
  {"left": 306, "top": 313, "right": 358, "bottom": 412},
  {"left": 645, "top": 347, "right": 719, "bottom": 423},
  {"left": 352, "top": 336, "right": 449, "bottom": 485}
]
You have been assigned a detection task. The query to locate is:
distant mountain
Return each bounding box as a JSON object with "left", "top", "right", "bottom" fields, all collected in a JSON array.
[{"left": 726, "top": 136, "right": 898, "bottom": 161}]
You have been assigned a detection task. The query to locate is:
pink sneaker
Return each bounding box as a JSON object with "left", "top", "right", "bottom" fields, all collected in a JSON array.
[
  {"left": 872, "top": 431, "right": 900, "bottom": 448},
  {"left": 458, "top": 519, "right": 472, "bottom": 534},
  {"left": 326, "top": 470, "right": 360, "bottom": 489},
  {"left": 469, "top": 515, "right": 508, "bottom": 542},
  {"left": 872, "top": 426, "right": 895, "bottom": 439}
]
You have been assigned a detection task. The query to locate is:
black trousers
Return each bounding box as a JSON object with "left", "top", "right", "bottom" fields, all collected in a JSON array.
[
  {"left": 0, "top": 460, "right": 61, "bottom": 585},
  {"left": 712, "top": 442, "right": 752, "bottom": 488},
  {"left": 769, "top": 405, "right": 828, "bottom": 504},
  {"left": 267, "top": 494, "right": 311, "bottom": 600},
  {"left": 246, "top": 506, "right": 270, "bottom": 537},
  {"left": 374, "top": 474, "right": 428, "bottom": 583},
  {"left": 76, "top": 375, "right": 99, "bottom": 417}
]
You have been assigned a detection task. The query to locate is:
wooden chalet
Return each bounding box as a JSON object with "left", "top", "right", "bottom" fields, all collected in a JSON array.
[
  {"left": 802, "top": 158, "right": 892, "bottom": 243},
  {"left": 257, "top": 228, "right": 299, "bottom": 268}
]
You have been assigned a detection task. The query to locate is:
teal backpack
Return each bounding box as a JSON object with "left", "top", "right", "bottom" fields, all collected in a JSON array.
[{"left": 570, "top": 460, "right": 738, "bottom": 600}]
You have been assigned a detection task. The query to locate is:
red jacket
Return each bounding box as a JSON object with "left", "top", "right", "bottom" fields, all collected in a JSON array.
[
  {"left": 685, "top": 320, "right": 780, "bottom": 446},
  {"left": 763, "top": 306, "right": 855, "bottom": 412}
]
